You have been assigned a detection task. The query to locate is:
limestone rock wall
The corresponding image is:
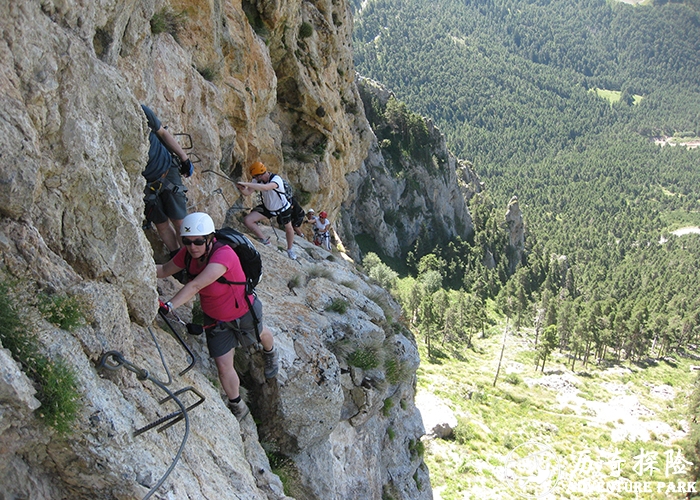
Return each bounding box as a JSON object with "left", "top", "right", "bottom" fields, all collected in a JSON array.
[
  {"left": 0, "top": 0, "right": 427, "bottom": 499},
  {"left": 339, "top": 77, "right": 482, "bottom": 260},
  {"left": 505, "top": 195, "right": 525, "bottom": 273}
]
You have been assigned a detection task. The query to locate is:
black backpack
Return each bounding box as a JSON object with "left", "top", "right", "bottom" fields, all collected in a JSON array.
[{"left": 184, "top": 227, "right": 262, "bottom": 294}]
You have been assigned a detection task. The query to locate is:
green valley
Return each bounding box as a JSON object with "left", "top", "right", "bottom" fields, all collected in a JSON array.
[
  {"left": 415, "top": 320, "right": 697, "bottom": 499},
  {"left": 352, "top": 0, "right": 700, "bottom": 496}
]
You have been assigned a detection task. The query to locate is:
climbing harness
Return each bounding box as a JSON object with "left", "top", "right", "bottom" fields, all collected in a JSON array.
[
  {"left": 97, "top": 351, "right": 204, "bottom": 500},
  {"left": 142, "top": 132, "right": 200, "bottom": 225},
  {"left": 314, "top": 230, "right": 331, "bottom": 250},
  {"left": 168, "top": 308, "right": 205, "bottom": 336}
]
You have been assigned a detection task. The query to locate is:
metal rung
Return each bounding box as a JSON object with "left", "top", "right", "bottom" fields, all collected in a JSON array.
[{"left": 133, "top": 386, "right": 206, "bottom": 437}]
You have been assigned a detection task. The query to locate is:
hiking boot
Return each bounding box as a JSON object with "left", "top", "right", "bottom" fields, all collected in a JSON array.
[
  {"left": 228, "top": 399, "right": 250, "bottom": 421},
  {"left": 257, "top": 237, "right": 271, "bottom": 246},
  {"left": 287, "top": 249, "right": 297, "bottom": 260},
  {"left": 263, "top": 347, "right": 279, "bottom": 379}
]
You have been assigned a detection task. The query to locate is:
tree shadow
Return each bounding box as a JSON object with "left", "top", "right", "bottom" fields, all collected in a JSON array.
[
  {"left": 427, "top": 347, "right": 449, "bottom": 364},
  {"left": 631, "top": 357, "right": 659, "bottom": 369},
  {"left": 660, "top": 357, "right": 678, "bottom": 368}
]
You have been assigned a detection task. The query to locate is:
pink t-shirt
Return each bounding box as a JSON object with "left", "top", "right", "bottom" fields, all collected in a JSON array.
[{"left": 173, "top": 241, "right": 252, "bottom": 322}]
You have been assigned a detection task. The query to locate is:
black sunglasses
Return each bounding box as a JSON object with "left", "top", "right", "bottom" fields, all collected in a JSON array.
[{"left": 182, "top": 237, "right": 207, "bottom": 246}]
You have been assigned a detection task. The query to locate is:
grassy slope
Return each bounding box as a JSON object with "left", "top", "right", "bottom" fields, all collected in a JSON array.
[{"left": 417, "top": 320, "right": 697, "bottom": 499}]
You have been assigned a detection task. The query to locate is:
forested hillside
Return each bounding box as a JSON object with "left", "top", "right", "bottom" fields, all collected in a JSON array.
[
  {"left": 353, "top": 0, "right": 700, "bottom": 485},
  {"left": 353, "top": 0, "right": 700, "bottom": 358}
]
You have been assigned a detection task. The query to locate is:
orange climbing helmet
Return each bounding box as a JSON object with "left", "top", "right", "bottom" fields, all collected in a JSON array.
[{"left": 249, "top": 161, "right": 267, "bottom": 176}]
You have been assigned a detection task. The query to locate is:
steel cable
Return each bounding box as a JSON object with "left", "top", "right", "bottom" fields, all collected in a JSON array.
[
  {"left": 147, "top": 325, "right": 172, "bottom": 386},
  {"left": 98, "top": 351, "right": 190, "bottom": 500}
]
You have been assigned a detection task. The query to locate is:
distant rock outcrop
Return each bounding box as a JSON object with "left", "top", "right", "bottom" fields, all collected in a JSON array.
[
  {"left": 505, "top": 195, "right": 525, "bottom": 273},
  {"left": 339, "top": 77, "right": 482, "bottom": 260}
]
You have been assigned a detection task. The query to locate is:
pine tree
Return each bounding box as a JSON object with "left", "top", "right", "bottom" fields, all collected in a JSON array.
[{"left": 536, "top": 325, "right": 559, "bottom": 372}]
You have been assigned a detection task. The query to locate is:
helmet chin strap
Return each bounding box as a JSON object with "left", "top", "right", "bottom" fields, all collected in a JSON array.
[{"left": 199, "top": 235, "right": 214, "bottom": 262}]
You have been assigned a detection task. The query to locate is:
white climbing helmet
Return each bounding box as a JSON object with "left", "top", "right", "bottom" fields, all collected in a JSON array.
[{"left": 181, "top": 212, "right": 215, "bottom": 236}]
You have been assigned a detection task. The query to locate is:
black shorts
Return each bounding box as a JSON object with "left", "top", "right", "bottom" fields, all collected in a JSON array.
[
  {"left": 144, "top": 166, "right": 188, "bottom": 224},
  {"left": 290, "top": 198, "right": 306, "bottom": 228},
  {"left": 203, "top": 297, "right": 263, "bottom": 358},
  {"left": 252, "top": 204, "right": 292, "bottom": 227}
]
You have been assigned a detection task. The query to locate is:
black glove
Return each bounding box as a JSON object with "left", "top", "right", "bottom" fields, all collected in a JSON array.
[
  {"left": 186, "top": 323, "right": 204, "bottom": 336},
  {"left": 179, "top": 158, "right": 194, "bottom": 177},
  {"left": 158, "top": 300, "right": 173, "bottom": 316}
]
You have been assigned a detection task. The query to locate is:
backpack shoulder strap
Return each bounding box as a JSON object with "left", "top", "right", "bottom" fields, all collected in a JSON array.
[
  {"left": 184, "top": 241, "right": 226, "bottom": 281},
  {"left": 269, "top": 173, "right": 290, "bottom": 202},
  {"left": 268, "top": 173, "right": 281, "bottom": 187},
  {"left": 183, "top": 250, "right": 192, "bottom": 280},
  {"left": 208, "top": 240, "right": 247, "bottom": 287}
]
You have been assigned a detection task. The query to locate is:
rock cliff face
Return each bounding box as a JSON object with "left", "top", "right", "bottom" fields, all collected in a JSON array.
[
  {"left": 339, "top": 77, "right": 482, "bottom": 260},
  {"left": 1, "top": 235, "right": 429, "bottom": 500},
  {"left": 0, "top": 0, "right": 429, "bottom": 498},
  {"left": 505, "top": 195, "right": 525, "bottom": 273}
]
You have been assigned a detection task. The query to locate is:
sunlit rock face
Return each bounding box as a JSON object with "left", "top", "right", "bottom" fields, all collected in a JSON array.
[
  {"left": 339, "top": 77, "right": 481, "bottom": 261},
  {"left": 0, "top": 0, "right": 429, "bottom": 498}
]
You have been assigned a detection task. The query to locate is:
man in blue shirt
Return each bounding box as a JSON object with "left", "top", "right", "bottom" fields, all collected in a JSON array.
[{"left": 141, "top": 104, "right": 194, "bottom": 254}]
